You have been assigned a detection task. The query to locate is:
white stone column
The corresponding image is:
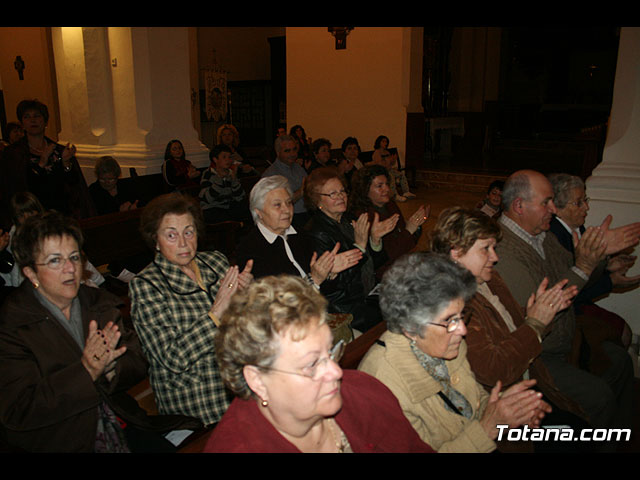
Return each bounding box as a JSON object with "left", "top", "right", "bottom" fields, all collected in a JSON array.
[
  {"left": 585, "top": 27, "right": 640, "bottom": 333},
  {"left": 51, "top": 27, "right": 209, "bottom": 183}
]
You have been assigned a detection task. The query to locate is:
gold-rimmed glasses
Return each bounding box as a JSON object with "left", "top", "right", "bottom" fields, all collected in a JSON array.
[{"left": 256, "top": 339, "right": 345, "bottom": 381}]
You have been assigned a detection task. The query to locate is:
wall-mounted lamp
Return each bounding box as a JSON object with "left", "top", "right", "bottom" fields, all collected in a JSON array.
[{"left": 328, "top": 27, "right": 354, "bottom": 50}]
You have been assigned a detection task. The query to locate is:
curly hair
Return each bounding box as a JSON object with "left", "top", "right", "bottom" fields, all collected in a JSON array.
[
  {"left": 216, "top": 124, "right": 240, "bottom": 148},
  {"left": 429, "top": 206, "right": 502, "bottom": 256},
  {"left": 303, "top": 166, "right": 344, "bottom": 211},
  {"left": 215, "top": 275, "right": 328, "bottom": 399},
  {"left": 379, "top": 252, "right": 476, "bottom": 337},
  {"left": 348, "top": 164, "right": 391, "bottom": 216},
  {"left": 139, "top": 193, "right": 204, "bottom": 250}
]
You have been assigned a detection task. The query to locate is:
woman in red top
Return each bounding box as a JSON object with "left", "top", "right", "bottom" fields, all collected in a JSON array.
[{"left": 205, "top": 275, "right": 434, "bottom": 453}]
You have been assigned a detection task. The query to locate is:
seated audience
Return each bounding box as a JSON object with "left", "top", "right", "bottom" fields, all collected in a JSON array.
[
  {"left": 162, "top": 139, "right": 200, "bottom": 189},
  {"left": 371, "top": 135, "right": 415, "bottom": 201},
  {"left": 430, "top": 207, "right": 596, "bottom": 452},
  {"left": 128, "top": 193, "right": 253, "bottom": 427},
  {"left": 262, "top": 134, "right": 309, "bottom": 230},
  {"left": 204, "top": 274, "right": 435, "bottom": 453},
  {"left": 198, "top": 144, "right": 250, "bottom": 225},
  {"left": 0, "top": 192, "right": 104, "bottom": 290},
  {"left": 216, "top": 124, "right": 258, "bottom": 178},
  {"left": 88, "top": 156, "right": 139, "bottom": 216},
  {"left": 358, "top": 252, "right": 551, "bottom": 453},
  {"left": 0, "top": 211, "right": 200, "bottom": 452},
  {"left": 348, "top": 164, "right": 428, "bottom": 280},
  {"left": 495, "top": 169, "right": 637, "bottom": 432},
  {"left": 236, "top": 175, "right": 362, "bottom": 283},
  {"left": 306, "top": 138, "right": 338, "bottom": 173},
  {"left": 0, "top": 99, "right": 94, "bottom": 221},
  {"left": 337, "top": 136, "right": 365, "bottom": 187},
  {"left": 548, "top": 173, "right": 639, "bottom": 348},
  {"left": 289, "top": 124, "right": 312, "bottom": 161},
  {"left": 304, "top": 167, "right": 396, "bottom": 333},
  {"left": 476, "top": 180, "right": 504, "bottom": 218}
]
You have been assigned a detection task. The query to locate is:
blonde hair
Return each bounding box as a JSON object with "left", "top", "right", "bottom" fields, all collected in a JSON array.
[{"left": 215, "top": 275, "right": 328, "bottom": 399}]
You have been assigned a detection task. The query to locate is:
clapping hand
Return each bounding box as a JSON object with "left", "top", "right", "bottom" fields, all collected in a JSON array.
[
  {"left": 370, "top": 212, "right": 399, "bottom": 245},
  {"left": 573, "top": 226, "right": 607, "bottom": 276},
  {"left": 81, "top": 320, "right": 127, "bottom": 382},
  {"left": 406, "top": 204, "right": 430, "bottom": 234},
  {"left": 525, "top": 277, "right": 578, "bottom": 326}
]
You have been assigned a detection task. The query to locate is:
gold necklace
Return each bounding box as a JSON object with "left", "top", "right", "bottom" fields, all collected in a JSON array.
[{"left": 326, "top": 418, "right": 349, "bottom": 453}]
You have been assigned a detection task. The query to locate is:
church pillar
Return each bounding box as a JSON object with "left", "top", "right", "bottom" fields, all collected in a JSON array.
[
  {"left": 50, "top": 27, "right": 208, "bottom": 183},
  {"left": 585, "top": 27, "right": 640, "bottom": 332}
]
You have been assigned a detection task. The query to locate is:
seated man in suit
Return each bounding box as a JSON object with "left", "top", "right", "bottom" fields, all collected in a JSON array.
[
  {"left": 548, "top": 173, "right": 640, "bottom": 348},
  {"left": 494, "top": 169, "right": 638, "bottom": 435}
]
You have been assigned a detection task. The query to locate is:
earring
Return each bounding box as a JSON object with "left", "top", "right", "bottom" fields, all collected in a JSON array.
[
  {"left": 33, "top": 281, "right": 39, "bottom": 289},
  {"left": 261, "top": 399, "right": 268, "bottom": 407}
]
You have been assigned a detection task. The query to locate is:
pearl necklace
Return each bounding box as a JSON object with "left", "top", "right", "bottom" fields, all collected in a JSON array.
[{"left": 326, "top": 418, "right": 350, "bottom": 453}]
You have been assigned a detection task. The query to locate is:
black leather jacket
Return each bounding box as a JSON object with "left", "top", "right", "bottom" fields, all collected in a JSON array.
[{"left": 305, "top": 210, "right": 386, "bottom": 331}]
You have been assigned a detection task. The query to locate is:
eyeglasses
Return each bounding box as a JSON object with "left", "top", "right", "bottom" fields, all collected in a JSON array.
[
  {"left": 256, "top": 339, "right": 345, "bottom": 381},
  {"left": 568, "top": 197, "right": 590, "bottom": 208},
  {"left": 318, "top": 189, "right": 347, "bottom": 200},
  {"left": 35, "top": 253, "right": 83, "bottom": 270},
  {"left": 427, "top": 315, "right": 464, "bottom": 333}
]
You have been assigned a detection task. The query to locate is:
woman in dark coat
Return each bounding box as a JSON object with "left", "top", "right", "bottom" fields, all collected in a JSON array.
[{"left": 0, "top": 211, "right": 200, "bottom": 452}]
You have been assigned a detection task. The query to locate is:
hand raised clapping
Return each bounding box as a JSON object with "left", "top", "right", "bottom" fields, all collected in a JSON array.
[
  {"left": 81, "top": 320, "right": 127, "bottom": 382},
  {"left": 525, "top": 277, "right": 578, "bottom": 326}
]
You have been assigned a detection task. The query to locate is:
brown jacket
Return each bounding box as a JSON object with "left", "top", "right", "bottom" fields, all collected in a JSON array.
[
  {"left": 464, "top": 272, "right": 586, "bottom": 420},
  {"left": 0, "top": 282, "right": 200, "bottom": 452}
]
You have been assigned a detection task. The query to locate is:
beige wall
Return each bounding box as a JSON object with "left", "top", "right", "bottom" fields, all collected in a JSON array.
[
  {"left": 285, "top": 27, "right": 422, "bottom": 160},
  {"left": 0, "top": 27, "right": 59, "bottom": 140}
]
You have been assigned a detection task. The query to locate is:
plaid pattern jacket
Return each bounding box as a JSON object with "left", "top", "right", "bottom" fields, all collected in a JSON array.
[{"left": 129, "top": 251, "right": 233, "bottom": 426}]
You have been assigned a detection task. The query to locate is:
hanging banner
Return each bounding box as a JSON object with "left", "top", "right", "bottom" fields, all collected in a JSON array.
[{"left": 204, "top": 68, "right": 227, "bottom": 122}]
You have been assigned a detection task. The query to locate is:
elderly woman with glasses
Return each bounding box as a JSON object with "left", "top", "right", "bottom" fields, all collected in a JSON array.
[
  {"left": 236, "top": 175, "right": 362, "bottom": 285},
  {"left": 203, "top": 275, "right": 435, "bottom": 453},
  {"left": 0, "top": 211, "right": 200, "bottom": 452},
  {"left": 128, "top": 193, "right": 253, "bottom": 427},
  {"left": 358, "top": 252, "right": 550, "bottom": 452},
  {"left": 303, "top": 167, "right": 397, "bottom": 333}
]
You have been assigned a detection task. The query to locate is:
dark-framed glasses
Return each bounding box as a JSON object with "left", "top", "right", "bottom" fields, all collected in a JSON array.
[
  {"left": 35, "top": 253, "right": 83, "bottom": 270},
  {"left": 427, "top": 315, "right": 464, "bottom": 333},
  {"left": 318, "top": 189, "right": 347, "bottom": 200},
  {"left": 257, "top": 339, "right": 345, "bottom": 381}
]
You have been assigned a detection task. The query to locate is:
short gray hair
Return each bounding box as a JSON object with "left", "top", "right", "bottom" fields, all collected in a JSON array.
[
  {"left": 249, "top": 175, "right": 293, "bottom": 224},
  {"left": 547, "top": 173, "right": 585, "bottom": 209},
  {"left": 274, "top": 134, "right": 296, "bottom": 155},
  {"left": 501, "top": 172, "right": 532, "bottom": 211},
  {"left": 379, "top": 252, "right": 476, "bottom": 337}
]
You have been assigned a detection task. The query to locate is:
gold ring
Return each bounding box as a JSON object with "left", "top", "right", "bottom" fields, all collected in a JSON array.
[
  {"left": 549, "top": 303, "right": 554, "bottom": 308},
  {"left": 228, "top": 283, "right": 234, "bottom": 288}
]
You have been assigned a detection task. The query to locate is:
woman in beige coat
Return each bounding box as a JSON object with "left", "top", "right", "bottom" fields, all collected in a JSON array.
[{"left": 358, "top": 253, "right": 550, "bottom": 452}]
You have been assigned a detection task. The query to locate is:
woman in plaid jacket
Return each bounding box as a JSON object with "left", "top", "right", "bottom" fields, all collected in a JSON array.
[{"left": 129, "top": 193, "right": 253, "bottom": 426}]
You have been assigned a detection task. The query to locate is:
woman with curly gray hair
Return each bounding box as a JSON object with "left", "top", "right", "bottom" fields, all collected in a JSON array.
[
  {"left": 358, "top": 252, "right": 551, "bottom": 452},
  {"left": 204, "top": 274, "right": 435, "bottom": 453}
]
